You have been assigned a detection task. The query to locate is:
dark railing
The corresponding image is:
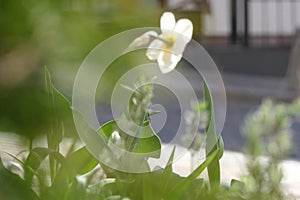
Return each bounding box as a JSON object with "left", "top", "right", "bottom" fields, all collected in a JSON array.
[{"left": 231, "top": 0, "right": 300, "bottom": 47}]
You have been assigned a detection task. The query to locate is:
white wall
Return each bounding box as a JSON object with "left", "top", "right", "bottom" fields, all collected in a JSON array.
[
  {"left": 203, "top": 0, "right": 231, "bottom": 36},
  {"left": 249, "top": 1, "right": 300, "bottom": 36},
  {"left": 202, "top": 0, "right": 300, "bottom": 37},
  {"left": 167, "top": 0, "right": 232, "bottom": 36}
]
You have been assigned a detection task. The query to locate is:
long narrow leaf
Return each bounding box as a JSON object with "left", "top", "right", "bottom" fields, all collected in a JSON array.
[
  {"left": 24, "top": 147, "right": 65, "bottom": 185},
  {"left": 203, "top": 81, "right": 222, "bottom": 184},
  {"left": 2, "top": 151, "right": 39, "bottom": 178},
  {"left": 0, "top": 158, "right": 39, "bottom": 200},
  {"left": 188, "top": 148, "right": 220, "bottom": 180},
  {"left": 164, "top": 148, "right": 220, "bottom": 199}
]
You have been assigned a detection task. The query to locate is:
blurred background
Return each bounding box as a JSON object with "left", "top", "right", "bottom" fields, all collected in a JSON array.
[{"left": 0, "top": 0, "right": 300, "bottom": 158}]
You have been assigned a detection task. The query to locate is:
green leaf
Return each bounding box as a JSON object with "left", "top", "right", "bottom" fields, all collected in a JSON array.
[
  {"left": 44, "top": 67, "right": 77, "bottom": 182},
  {"left": 203, "top": 81, "right": 222, "bottom": 185},
  {"left": 141, "top": 147, "right": 177, "bottom": 199},
  {"left": 98, "top": 120, "right": 118, "bottom": 138},
  {"left": 164, "top": 148, "right": 220, "bottom": 199},
  {"left": 97, "top": 120, "right": 161, "bottom": 178},
  {"left": 94, "top": 148, "right": 178, "bottom": 199},
  {"left": 72, "top": 110, "right": 122, "bottom": 177},
  {"left": 128, "top": 151, "right": 215, "bottom": 200},
  {"left": 217, "top": 136, "right": 224, "bottom": 159},
  {"left": 64, "top": 176, "right": 87, "bottom": 200},
  {"left": 67, "top": 147, "right": 98, "bottom": 175},
  {"left": 24, "top": 147, "right": 64, "bottom": 185},
  {"left": 165, "top": 146, "right": 176, "bottom": 174},
  {"left": 98, "top": 120, "right": 161, "bottom": 158},
  {"left": 87, "top": 178, "right": 116, "bottom": 197},
  {"left": 51, "top": 147, "right": 98, "bottom": 198},
  {"left": 140, "top": 171, "right": 184, "bottom": 200},
  {"left": 0, "top": 158, "right": 39, "bottom": 200},
  {"left": 188, "top": 148, "right": 220, "bottom": 180},
  {"left": 44, "top": 67, "right": 65, "bottom": 146},
  {"left": 2, "top": 151, "right": 39, "bottom": 178},
  {"left": 204, "top": 81, "right": 217, "bottom": 150},
  {"left": 56, "top": 147, "right": 98, "bottom": 179}
]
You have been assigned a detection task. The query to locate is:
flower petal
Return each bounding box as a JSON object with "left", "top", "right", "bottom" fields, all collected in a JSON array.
[
  {"left": 128, "top": 31, "right": 158, "bottom": 49},
  {"left": 156, "top": 34, "right": 188, "bottom": 73},
  {"left": 157, "top": 50, "right": 182, "bottom": 74},
  {"left": 146, "top": 38, "right": 164, "bottom": 61},
  {"left": 172, "top": 34, "right": 189, "bottom": 55},
  {"left": 174, "top": 19, "right": 193, "bottom": 43},
  {"left": 160, "top": 12, "right": 176, "bottom": 33}
]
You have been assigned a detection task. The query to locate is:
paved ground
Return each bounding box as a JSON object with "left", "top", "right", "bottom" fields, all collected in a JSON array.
[{"left": 204, "top": 45, "right": 290, "bottom": 77}]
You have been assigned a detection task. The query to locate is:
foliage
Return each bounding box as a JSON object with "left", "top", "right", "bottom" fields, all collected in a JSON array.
[
  {"left": 1, "top": 3, "right": 296, "bottom": 199},
  {"left": 0, "top": 0, "right": 160, "bottom": 140},
  {"left": 0, "top": 70, "right": 223, "bottom": 199},
  {"left": 0, "top": 70, "right": 99, "bottom": 200},
  {"left": 1, "top": 68, "right": 299, "bottom": 199},
  {"left": 237, "top": 99, "right": 300, "bottom": 200}
]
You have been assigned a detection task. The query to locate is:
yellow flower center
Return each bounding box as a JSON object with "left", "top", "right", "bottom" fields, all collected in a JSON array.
[{"left": 165, "top": 34, "right": 176, "bottom": 48}]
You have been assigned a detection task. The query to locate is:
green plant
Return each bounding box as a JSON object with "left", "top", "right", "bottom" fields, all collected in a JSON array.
[
  {"left": 0, "top": 0, "right": 161, "bottom": 141},
  {"left": 0, "top": 69, "right": 223, "bottom": 199},
  {"left": 0, "top": 69, "right": 99, "bottom": 200},
  {"left": 1, "top": 68, "right": 299, "bottom": 200},
  {"left": 235, "top": 99, "right": 300, "bottom": 200},
  {"left": 0, "top": 8, "right": 298, "bottom": 199}
]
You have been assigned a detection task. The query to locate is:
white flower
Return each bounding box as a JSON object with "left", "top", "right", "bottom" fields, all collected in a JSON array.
[
  {"left": 111, "top": 131, "right": 121, "bottom": 144},
  {"left": 146, "top": 12, "right": 193, "bottom": 73}
]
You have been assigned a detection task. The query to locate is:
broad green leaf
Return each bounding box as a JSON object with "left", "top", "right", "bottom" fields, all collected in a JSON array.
[
  {"left": 56, "top": 147, "right": 98, "bottom": 179},
  {"left": 141, "top": 147, "right": 177, "bottom": 200},
  {"left": 98, "top": 120, "right": 161, "bottom": 158},
  {"left": 115, "top": 150, "right": 215, "bottom": 200},
  {"left": 97, "top": 135, "right": 218, "bottom": 199},
  {"left": 63, "top": 176, "right": 86, "bottom": 200},
  {"left": 51, "top": 147, "right": 98, "bottom": 198},
  {"left": 95, "top": 148, "right": 178, "bottom": 199},
  {"left": 102, "top": 169, "right": 183, "bottom": 200},
  {"left": 72, "top": 110, "right": 123, "bottom": 178},
  {"left": 140, "top": 171, "right": 183, "bottom": 200}
]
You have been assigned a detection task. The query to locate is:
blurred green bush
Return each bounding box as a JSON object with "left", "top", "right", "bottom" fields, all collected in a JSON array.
[{"left": 0, "top": 0, "right": 161, "bottom": 139}]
